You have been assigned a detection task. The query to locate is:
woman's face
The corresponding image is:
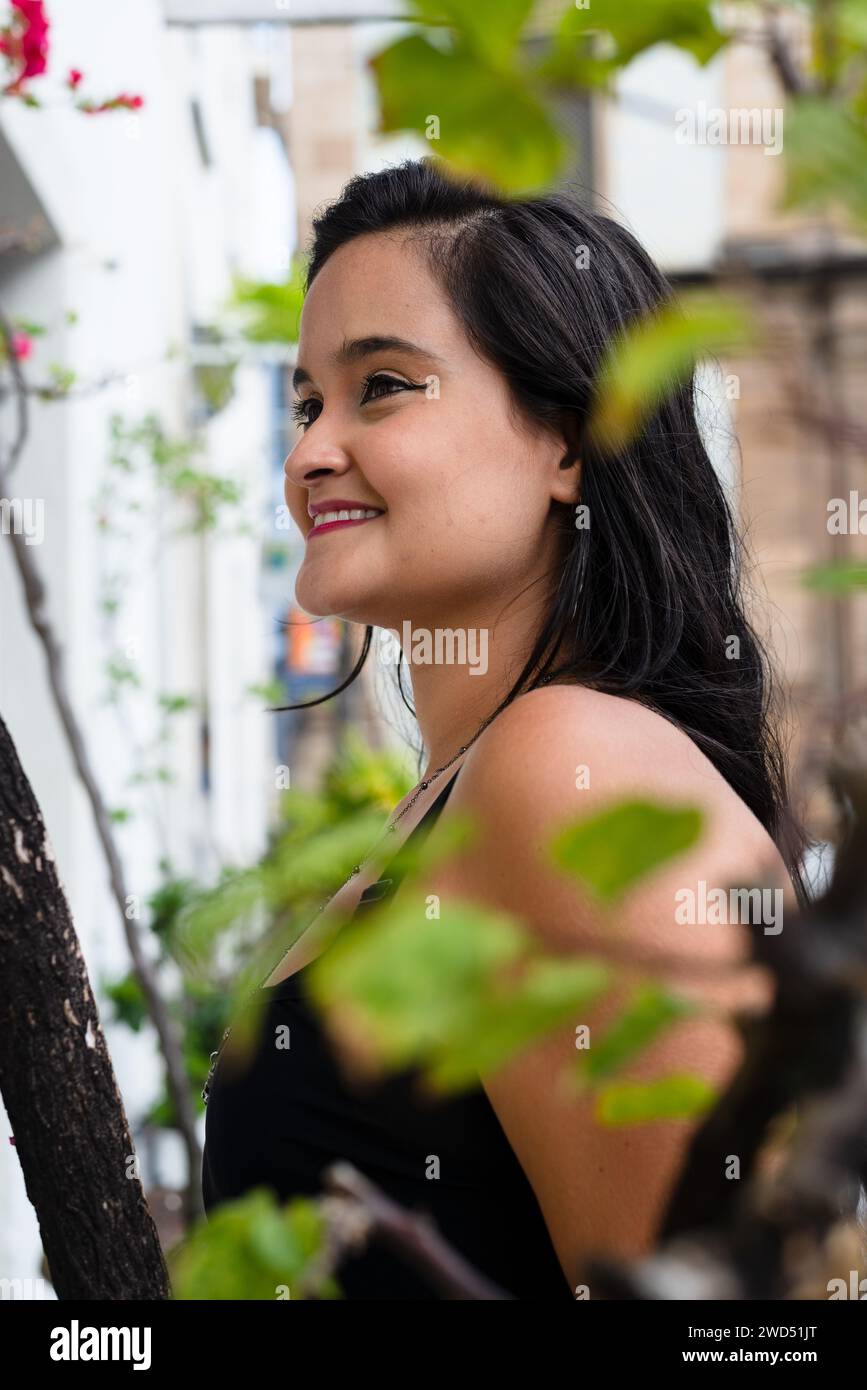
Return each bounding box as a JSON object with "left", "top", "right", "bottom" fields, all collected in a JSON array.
[{"left": 283, "top": 230, "right": 575, "bottom": 631}]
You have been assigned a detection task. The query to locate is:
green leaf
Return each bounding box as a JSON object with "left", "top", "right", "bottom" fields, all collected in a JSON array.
[
  {"left": 12, "top": 318, "right": 46, "bottom": 336},
  {"left": 549, "top": 799, "right": 703, "bottom": 903},
  {"left": 370, "top": 33, "right": 566, "bottom": 193},
  {"left": 246, "top": 679, "right": 286, "bottom": 707},
  {"left": 229, "top": 264, "right": 306, "bottom": 345},
  {"left": 537, "top": 0, "right": 728, "bottom": 88},
  {"left": 170, "top": 1189, "right": 340, "bottom": 1300},
  {"left": 578, "top": 983, "right": 697, "bottom": 1083},
  {"left": 157, "top": 693, "right": 195, "bottom": 715},
  {"left": 595, "top": 1071, "right": 716, "bottom": 1125},
  {"left": 588, "top": 291, "right": 755, "bottom": 453},
  {"left": 803, "top": 562, "right": 867, "bottom": 593},
  {"left": 405, "top": 0, "right": 536, "bottom": 68},
  {"left": 306, "top": 897, "right": 612, "bottom": 1092},
  {"left": 103, "top": 972, "right": 149, "bottom": 1033}
]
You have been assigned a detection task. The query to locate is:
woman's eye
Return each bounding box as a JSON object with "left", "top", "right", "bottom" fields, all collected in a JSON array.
[
  {"left": 291, "top": 373, "right": 413, "bottom": 432},
  {"left": 360, "top": 372, "right": 412, "bottom": 405},
  {"left": 291, "top": 396, "right": 322, "bottom": 430}
]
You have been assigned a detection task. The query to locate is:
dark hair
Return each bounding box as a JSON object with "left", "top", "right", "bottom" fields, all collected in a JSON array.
[{"left": 278, "top": 157, "right": 809, "bottom": 904}]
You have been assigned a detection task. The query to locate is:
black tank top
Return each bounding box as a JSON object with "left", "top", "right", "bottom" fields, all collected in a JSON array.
[{"left": 201, "top": 769, "right": 573, "bottom": 1300}]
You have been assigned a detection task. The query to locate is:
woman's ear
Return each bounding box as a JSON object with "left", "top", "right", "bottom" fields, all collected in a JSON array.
[{"left": 549, "top": 410, "right": 582, "bottom": 505}]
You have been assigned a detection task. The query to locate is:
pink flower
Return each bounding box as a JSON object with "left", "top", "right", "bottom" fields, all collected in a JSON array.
[
  {"left": 1, "top": 0, "right": 50, "bottom": 92},
  {"left": 68, "top": 67, "right": 83, "bottom": 89},
  {"left": 10, "top": 331, "right": 33, "bottom": 360},
  {"left": 79, "top": 90, "right": 145, "bottom": 114}
]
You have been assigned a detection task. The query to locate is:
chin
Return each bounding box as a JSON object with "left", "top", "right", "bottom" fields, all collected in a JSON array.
[{"left": 294, "top": 571, "right": 376, "bottom": 626}]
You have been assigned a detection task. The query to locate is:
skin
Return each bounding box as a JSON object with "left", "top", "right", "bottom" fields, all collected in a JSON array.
[{"left": 277, "top": 228, "right": 795, "bottom": 1292}]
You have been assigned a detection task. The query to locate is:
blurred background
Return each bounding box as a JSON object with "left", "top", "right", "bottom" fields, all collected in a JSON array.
[{"left": 1, "top": 0, "right": 865, "bottom": 1294}]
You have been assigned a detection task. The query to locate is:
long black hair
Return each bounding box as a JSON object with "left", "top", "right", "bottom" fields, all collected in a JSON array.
[{"left": 277, "top": 157, "right": 809, "bottom": 902}]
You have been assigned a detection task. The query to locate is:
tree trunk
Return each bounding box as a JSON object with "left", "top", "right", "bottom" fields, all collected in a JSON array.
[{"left": 0, "top": 711, "right": 170, "bottom": 1299}]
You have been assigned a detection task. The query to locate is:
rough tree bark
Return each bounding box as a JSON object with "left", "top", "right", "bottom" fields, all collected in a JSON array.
[{"left": 0, "top": 710, "right": 170, "bottom": 1299}]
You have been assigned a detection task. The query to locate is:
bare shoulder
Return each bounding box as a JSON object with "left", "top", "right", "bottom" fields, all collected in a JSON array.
[
  {"left": 462, "top": 682, "right": 734, "bottom": 792},
  {"left": 436, "top": 681, "right": 796, "bottom": 956}
]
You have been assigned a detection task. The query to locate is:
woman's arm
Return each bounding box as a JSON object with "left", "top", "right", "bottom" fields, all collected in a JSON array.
[{"left": 423, "top": 684, "right": 786, "bottom": 1290}]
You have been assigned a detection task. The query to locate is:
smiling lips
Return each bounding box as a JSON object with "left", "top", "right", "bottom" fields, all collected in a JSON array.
[{"left": 307, "top": 504, "right": 385, "bottom": 540}]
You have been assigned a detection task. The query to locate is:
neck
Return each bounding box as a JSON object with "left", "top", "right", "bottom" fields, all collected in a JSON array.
[{"left": 391, "top": 594, "right": 560, "bottom": 779}]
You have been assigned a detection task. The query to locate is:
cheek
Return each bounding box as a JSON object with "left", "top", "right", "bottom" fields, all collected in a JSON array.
[{"left": 284, "top": 476, "right": 309, "bottom": 530}]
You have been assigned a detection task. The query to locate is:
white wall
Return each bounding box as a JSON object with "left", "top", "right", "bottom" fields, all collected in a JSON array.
[
  {"left": 604, "top": 44, "right": 727, "bottom": 272},
  {"left": 0, "top": 0, "right": 282, "bottom": 1287}
]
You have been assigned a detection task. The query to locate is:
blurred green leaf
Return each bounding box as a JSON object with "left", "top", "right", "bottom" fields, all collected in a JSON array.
[
  {"left": 157, "top": 693, "right": 195, "bottom": 715},
  {"left": 321, "top": 726, "right": 414, "bottom": 816},
  {"left": 306, "top": 896, "right": 612, "bottom": 1092},
  {"left": 405, "top": 0, "right": 536, "bottom": 68},
  {"left": 230, "top": 263, "right": 306, "bottom": 345},
  {"left": 103, "top": 971, "right": 149, "bottom": 1033},
  {"left": 803, "top": 562, "right": 867, "bottom": 593},
  {"left": 170, "top": 1189, "right": 340, "bottom": 1300},
  {"left": 370, "top": 33, "right": 566, "bottom": 193},
  {"left": 595, "top": 1071, "right": 716, "bottom": 1124},
  {"left": 588, "top": 292, "right": 755, "bottom": 454},
  {"left": 577, "top": 983, "right": 697, "bottom": 1083},
  {"left": 549, "top": 799, "right": 703, "bottom": 903},
  {"left": 537, "top": 0, "right": 727, "bottom": 87}
]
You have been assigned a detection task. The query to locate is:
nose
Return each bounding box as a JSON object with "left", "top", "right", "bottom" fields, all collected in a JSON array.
[{"left": 283, "top": 434, "right": 353, "bottom": 492}]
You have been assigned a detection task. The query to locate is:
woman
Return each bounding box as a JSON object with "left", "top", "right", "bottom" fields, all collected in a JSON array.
[{"left": 202, "top": 158, "right": 804, "bottom": 1299}]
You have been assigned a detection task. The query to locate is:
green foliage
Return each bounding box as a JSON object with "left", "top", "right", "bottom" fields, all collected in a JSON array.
[
  {"left": 35, "top": 363, "right": 77, "bottom": 399},
  {"left": 371, "top": 33, "right": 566, "bottom": 193},
  {"left": 169, "top": 1188, "right": 340, "bottom": 1300},
  {"left": 157, "top": 693, "right": 195, "bottom": 716},
  {"left": 104, "top": 413, "right": 243, "bottom": 534},
  {"left": 306, "top": 893, "right": 612, "bottom": 1091},
  {"left": 537, "top": 0, "right": 727, "bottom": 87},
  {"left": 370, "top": 0, "right": 729, "bottom": 193},
  {"left": 595, "top": 1071, "right": 717, "bottom": 1124},
  {"left": 319, "top": 726, "right": 416, "bottom": 818},
  {"left": 587, "top": 292, "right": 754, "bottom": 454},
  {"left": 193, "top": 359, "right": 239, "bottom": 414},
  {"left": 803, "top": 563, "right": 867, "bottom": 593},
  {"left": 246, "top": 678, "right": 287, "bottom": 707},
  {"left": 576, "top": 982, "right": 697, "bottom": 1084},
  {"left": 783, "top": 97, "right": 867, "bottom": 233},
  {"left": 229, "top": 262, "right": 307, "bottom": 345},
  {"left": 799, "top": 0, "right": 867, "bottom": 99},
  {"left": 548, "top": 798, "right": 703, "bottom": 903},
  {"left": 103, "top": 971, "right": 149, "bottom": 1033},
  {"left": 103, "top": 655, "right": 143, "bottom": 698},
  {"left": 406, "top": 0, "right": 537, "bottom": 68}
]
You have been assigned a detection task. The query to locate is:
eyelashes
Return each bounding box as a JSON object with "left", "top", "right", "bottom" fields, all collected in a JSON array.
[{"left": 291, "top": 371, "right": 422, "bottom": 431}]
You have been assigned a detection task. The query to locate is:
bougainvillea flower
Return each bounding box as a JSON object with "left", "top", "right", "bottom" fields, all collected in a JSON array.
[
  {"left": 1, "top": 0, "right": 50, "bottom": 93},
  {"left": 11, "top": 331, "right": 33, "bottom": 360},
  {"left": 79, "top": 91, "right": 145, "bottom": 114}
]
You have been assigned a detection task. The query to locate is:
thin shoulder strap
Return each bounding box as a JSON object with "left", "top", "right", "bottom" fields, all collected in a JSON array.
[{"left": 360, "top": 762, "right": 464, "bottom": 905}]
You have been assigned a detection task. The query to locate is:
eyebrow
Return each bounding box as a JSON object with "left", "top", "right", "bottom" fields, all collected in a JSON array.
[{"left": 292, "top": 335, "right": 442, "bottom": 392}]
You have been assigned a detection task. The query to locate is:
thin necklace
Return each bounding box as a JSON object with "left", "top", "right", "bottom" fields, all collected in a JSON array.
[{"left": 202, "top": 667, "right": 565, "bottom": 1103}]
